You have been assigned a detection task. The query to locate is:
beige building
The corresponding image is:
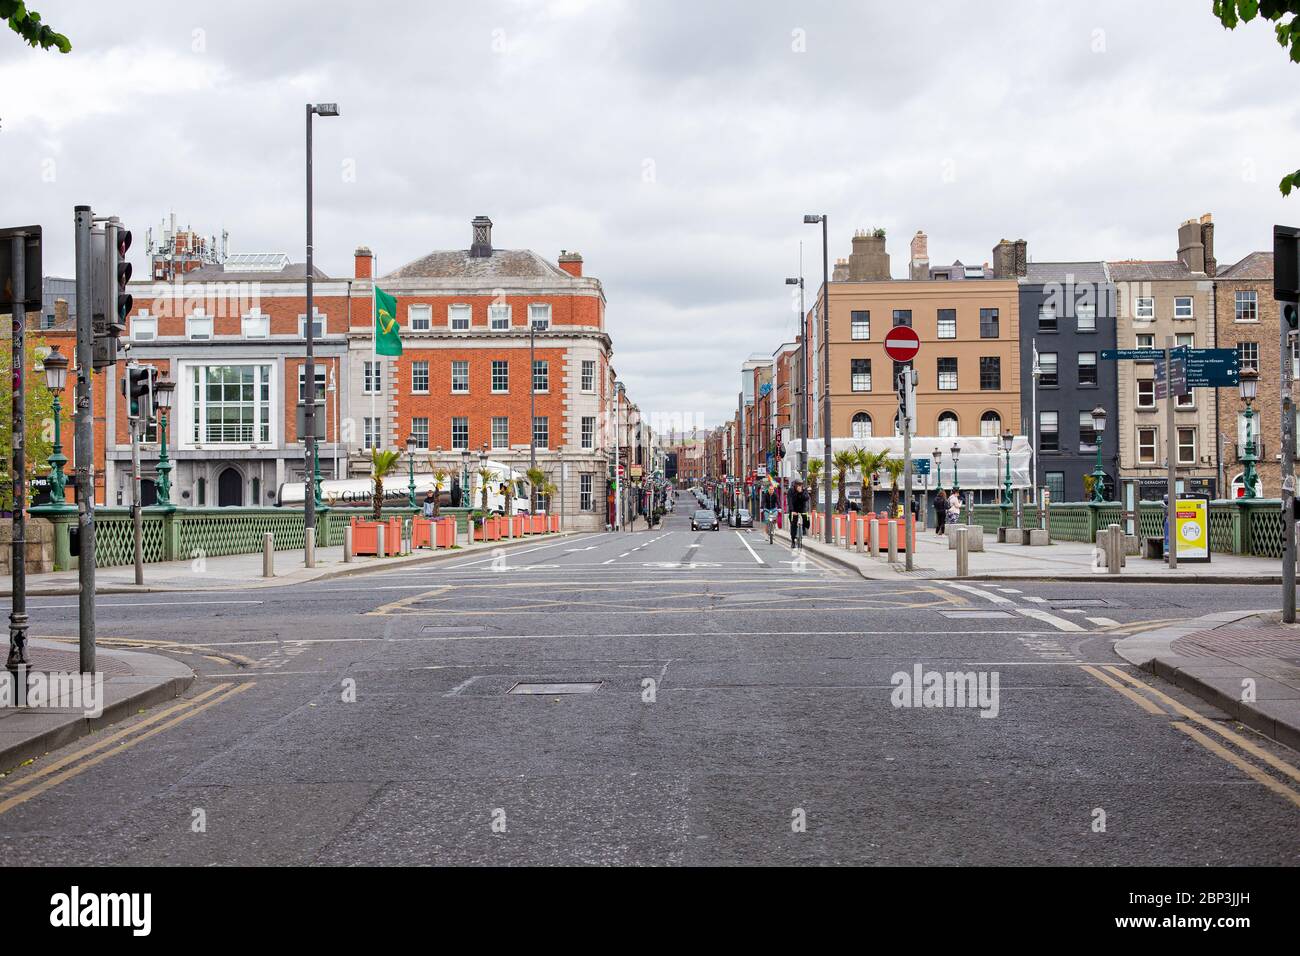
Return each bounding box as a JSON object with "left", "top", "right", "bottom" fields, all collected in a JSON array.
[
  {"left": 1109, "top": 215, "right": 1221, "bottom": 497},
  {"left": 808, "top": 230, "right": 1022, "bottom": 444}
]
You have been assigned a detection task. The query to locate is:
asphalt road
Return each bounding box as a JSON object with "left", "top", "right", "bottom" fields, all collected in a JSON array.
[{"left": 1, "top": 495, "right": 1298, "bottom": 865}]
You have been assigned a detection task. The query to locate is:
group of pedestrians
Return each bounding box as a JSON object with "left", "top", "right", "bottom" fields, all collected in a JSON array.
[{"left": 931, "top": 488, "right": 963, "bottom": 534}]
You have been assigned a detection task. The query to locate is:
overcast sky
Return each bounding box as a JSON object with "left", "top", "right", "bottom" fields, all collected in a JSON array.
[{"left": 3, "top": 0, "right": 1299, "bottom": 432}]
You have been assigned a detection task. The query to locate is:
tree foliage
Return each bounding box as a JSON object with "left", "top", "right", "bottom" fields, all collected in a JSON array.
[
  {"left": 1214, "top": 0, "right": 1300, "bottom": 193},
  {"left": 368, "top": 448, "right": 400, "bottom": 519},
  {"left": 2, "top": 2, "right": 71, "bottom": 53},
  {"left": 0, "top": 334, "right": 56, "bottom": 512}
]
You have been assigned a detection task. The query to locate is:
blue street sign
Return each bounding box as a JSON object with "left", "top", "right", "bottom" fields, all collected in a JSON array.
[{"left": 912, "top": 457, "right": 931, "bottom": 476}]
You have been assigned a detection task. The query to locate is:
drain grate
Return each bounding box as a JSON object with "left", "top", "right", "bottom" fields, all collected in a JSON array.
[
  {"left": 507, "top": 681, "right": 602, "bottom": 695},
  {"left": 939, "top": 610, "right": 1015, "bottom": 620}
]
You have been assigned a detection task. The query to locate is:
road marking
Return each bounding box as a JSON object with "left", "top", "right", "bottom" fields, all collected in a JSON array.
[
  {"left": 444, "top": 534, "right": 607, "bottom": 568},
  {"left": 735, "top": 531, "right": 764, "bottom": 565},
  {"left": 1086, "top": 616, "right": 1120, "bottom": 627},
  {"left": 1080, "top": 665, "right": 1167, "bottom": 715},
  {"left": 1171, "top": 722, "right": 1300, "bottom": 809},
  {"left": 34, "top": 600, "right": 264, "bottom": 610},
  {"left": 0, "top": 682, "right": 255, "bottom": 816},
  {"left": 1015, "top": 607, "right": 1085, "bottom": 632},
  {"left": 602, "top": 559, "right": 615, "bottom": 564},
  {"left": 944, "top": 582, "right": 1014, "bottom": 605},
  {"left": 1023, "top": 596, "right": 1047, "bottom": 603}
]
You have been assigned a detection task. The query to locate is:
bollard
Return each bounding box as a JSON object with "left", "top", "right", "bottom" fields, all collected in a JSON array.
[
  {"left": 869, "top": 519, "right": 881, "bottom": 558},
  {"left": 887, "top": 520, "right": 898, "bottom": 564},
  {"left": 377, "top": 525, "right": 386, "bottom": 559},
  {"left": 262, "top": 532, "right": 274, "bottom": 578},
  {"left": 304, "top": 527, "right": 315, "bottom": 568},
  {"left": 856, "top": 517, "right": 865, "bottom": 554},
  {"left": 1107, "top": 523, "right": 1122, "bottom": 575},
  {"left": 955, "top": 526, "right": 969, "bottom": 576},
  {"left": 344, "top": 525, "right": 354, "bottom": 563}
]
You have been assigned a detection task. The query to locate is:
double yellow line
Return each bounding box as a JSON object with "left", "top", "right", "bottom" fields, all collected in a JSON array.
[
  {"left": 0, "top": 681, "right": 254, "bottom": 817},
  {"left": 1082, "top": 664, "right": 1300, "bottom": 809}
]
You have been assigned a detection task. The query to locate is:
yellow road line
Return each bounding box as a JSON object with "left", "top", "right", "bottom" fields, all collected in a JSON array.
[
  {"left": 1079, "top": 665, "right": 1166, "bottom": 715},
  {"left": 0, "top": 682, "right": 255, "bottom": 817},
  {"left": 1103, "top": 665, "right": 1300, "bottom": 786},
  {"left": 0, "top": 683, "right": 235, "bottom": 796},
  {"left": 1171, "top": 722, "right": 1300, "bottom": 809}
]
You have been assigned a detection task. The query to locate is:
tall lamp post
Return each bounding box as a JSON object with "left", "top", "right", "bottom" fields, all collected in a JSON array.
[
  {"left": 153, "top": 376, "right": 176, "bottom": 509},
  {"left": 950, "top": 443, "right": 961, "bottom": 495},
  {"left": 478, "top": 445, "right": 489, "bottom": 512},
  {"left": 406, "top": 437, "right": 417, "bottom": 509},
  {"left": 40, "top": 346, "right": 72, "bottom": 511},
  {"left": 1090, "top": 404, "right": 1108, "bottom": 503},
  {"left": 304, "top": 100, "right": 339, "bottom": 536},
  {"left": 460, "top": 448, "right": 471, "bottom": 508},
  {"left": 785, "top": 271, "right": 806, "bottom": 477},
  {"left": 1240, "top": 367, "right": 1259, "bottom": 499},
  {"left": 932, "top": 447, "right": 942, "bottom": 490},
  {"left": 1000, "top": 430, "right": 1014, "bottom": 529},
  {"left": 803, "top": 213, "right": 831, "bottom": 541}
]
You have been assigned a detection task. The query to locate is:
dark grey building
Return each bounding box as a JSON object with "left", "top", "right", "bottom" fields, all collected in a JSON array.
[{"left": 1019, "top": 262, "right": 1119, "bottom": 502}]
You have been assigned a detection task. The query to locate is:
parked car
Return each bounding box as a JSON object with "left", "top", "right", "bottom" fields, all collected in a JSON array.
[
  {"left": 734, "top": 508, "right": 753, "bottom": 528},
  {"left": 691, "top": 509, "right": 720, "bottom": 531}
]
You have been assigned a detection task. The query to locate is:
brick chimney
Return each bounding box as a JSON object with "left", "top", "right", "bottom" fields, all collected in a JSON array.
[
  {"left": 1177, "top": 217, "right": 1206, "bottom": 273},
  {"left": 558, "top": 249, "right": 583, "bottom": 277},
  {"left": 1199, "top": 213, "right": 1216, "bottom": 276},
  {"left": 54, "top": 297, "right": 69, "bottom": 328},
  {"left": 832, "top": 258, "right": 849, "bottom": 281},
  {"left": 469, "top": 215, "right": 493, "bottom": 258},
  {"left": 354, "top": 245, "right": 373, "bottom": 279},
  {"left": 909, "top": 230, "right": 929, "bottom": 280},
  {"left": 992, "top": 239, "right": 1027, "bottom": 279},
  {"left": 847, "top": 229, "right": 890, "bottom": 280}
]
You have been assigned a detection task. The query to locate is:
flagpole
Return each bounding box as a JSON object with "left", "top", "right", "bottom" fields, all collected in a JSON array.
[{"left": 371, "top": 260, "right": 377, "bottom": 456}]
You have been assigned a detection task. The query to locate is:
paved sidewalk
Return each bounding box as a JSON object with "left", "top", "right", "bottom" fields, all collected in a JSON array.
[
  {"left": 0, "top": 638, "right": 195, "bottom": 772},
  {"left": 801, "top": 521, "right": 1288, "bottom": 583},
  {"left": 0, "top": 530, "right": 575, "bottom": 597},
  {"left": 1116, "top": 610, "right": 1300, "bottom": 751}
]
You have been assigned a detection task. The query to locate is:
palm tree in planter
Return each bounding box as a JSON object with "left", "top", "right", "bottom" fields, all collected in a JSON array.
[
  {"left": 525, "top": 466, "right": 546, "bottom": 512},
  {"left": 855, "top": 448, "right": 889, "bottom": 512},
  {"left": 476, "top": 467, "right": 494, "bottom": 513},
  {"left": 883, "top": 457, "right": 906, "bottom": 516},
  {"left": 806, "top": 457, "right": 823, "bottom": 509},
  {"left": 429, "top": 468, "right": 448, "bottom": 519},
  {"left": 369, "top": 449, "right": 401, "bottom": 520},
  {"left": 832, "top": 449, "right": 858, "bottom": 513}
]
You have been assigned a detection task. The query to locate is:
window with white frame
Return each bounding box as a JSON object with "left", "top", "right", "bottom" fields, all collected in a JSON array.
[
  {"left": 580, "top": 473, "right": 593, "bottom": 511},
  {"left": 851, "top": 311, "right": 870, "bottom": 340},
  {"left": 937, "top": 309, "right": 956, "bottom": 339},
  {"left": 132, "top": 312, "right": 157, "bottom": 341},
  {"left": 491, "top": 416, "right": 509, "bottom": 449},
  {"left": 851, "top": 412, "right": 872, "bottom": 439},
  {"left": 581, "top": 415, "right": 595, "bottom": 449},
  {"left": 937, "top": 411, "right": 958, "bottom": 437},
  {"left": 409, "top": 304, "right": 432, "bottom": 331},
  {"left": 1176, "top": 332, "right": 1194, "bottom": 349},
  {"left": 1137, "top": 427, "right": 1157, "bottom": 464},
  {"left": 411, "top": 360, "right": 429, "bottom": 393},
  {"left": 1039, "top": 352, "right": 1058, "bottom": 387},
  {"left": 363, "top": 361, "right": 381, "bottom": 395},
  {"left": 1177, "top": 427, "right": 1197, "bottom": 465},
  {"left": 533, "top": 416, "right": 549, "bottom": 448},
  {"left": 409, "top": 417, "right": 429, "bottom": 449},
  {"left": 242, "top": 311, "right": 269, "bottom": 338},
  {"left": 1135, "top": 297, "right": 1154, "bottom": 319},
  {"left": 529, "top": 303, "right": 551, "bottom": 330},
  {"left": 451, "top": 360, "right": 469, "bottom": 393},
  {"left": 1174, "top": 296, "right": 1194, "bottom": 320},
  {"left": 491, "top": 360, "right": 509, "bottom": 393},
  {"left": 448, "top": 304, "right": 471, "bottom": 331},
  {"left": 532, "top": 359, "right": 549, "bottom": 392},
  {"left": 1076, "top": 304, "right": 1096, "bottom": 332},
  {"left": 581, "top": 359, "right": 595, "bottom": 392},
  {"left": 297, "top": 366, "right": 326, "bottom": 403},
  {"left": 980, "top": 411, "right": 1000, "bottom": 437},
  {"left": 298, "top": 311, "right": 325, "bottom": 338},
  {"left": 1137, "top": 378, "right": 1155, "bottom": 408},
  {"left": 451, "top": 417, "right": 468, "bottom": 449},
  {"left": 1235, "top": 290, "right": 1259, "bottom": 323},
  {"left": 363, "top": 416, "right": 380, "bottom": 449},
  {"left": 1079, "top": 411, "right": 1098, "bottom": 450},
  {"left": 187, "top": 313, "right": 213, "bottom": 340},
  {"left": 189, "top": 364, "right": 271, "bottom": 444},
  {"left": 1077, "top": 352, "right": 1098, "bottom": 386},
  {"left": 1039, "top": 411, "right": 1059, "bottom": 452},
  {"left": 937, "top": 357, "right": 958, "bottom": 391},
  {"left": 1237, "top": 341, "right": 1259, "bottom": 370},
  {"left": 1038, "top": 305, "right": 1057, "bottom": 332},
  {"left": 851, "top": 358, "right": 871, "bottom": 392},
  {"left": 489, "top": 303, "right": 510, "bottom": 330}
]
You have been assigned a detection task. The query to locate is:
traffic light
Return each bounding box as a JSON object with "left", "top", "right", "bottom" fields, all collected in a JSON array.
[
  {"left": 1275, "top": 225, "right": 1300, "bottom": 302},
  {"left": 123, "top": 364, "right": 154, "bottom": 422},
  {"left": 91, "top": 219, "right": 132, "bottom": 369}
]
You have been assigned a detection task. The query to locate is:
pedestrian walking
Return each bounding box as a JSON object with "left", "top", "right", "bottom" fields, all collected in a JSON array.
[
  {"left": 934, "top": 488, "right": 948, "bottom": 534},
  {"left": 422, "top": 491, "right": 436, "bottom": 519}
]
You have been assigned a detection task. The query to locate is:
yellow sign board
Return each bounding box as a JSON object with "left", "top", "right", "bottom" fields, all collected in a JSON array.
[{"left": 1173, "top": 497, "right": 1210, "bottom": 562}]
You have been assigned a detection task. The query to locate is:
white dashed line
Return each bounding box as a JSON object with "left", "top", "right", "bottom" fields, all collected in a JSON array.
[
  {"left": 1015, "top": 608, "right": 1085, "bottom": 632},
  {"left": 1087, "top": 616, "right": 1120, "bottom": 627}
]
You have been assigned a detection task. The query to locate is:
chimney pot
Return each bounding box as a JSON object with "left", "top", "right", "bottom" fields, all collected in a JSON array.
[
  {"left": 558, "top": 250, "right": 584, "bottom": 277},
  {"left": 470, "top": 215, "right": 494, "bottom": 258}
]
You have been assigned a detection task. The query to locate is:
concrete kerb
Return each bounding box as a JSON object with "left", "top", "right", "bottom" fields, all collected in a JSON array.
[
  {"left": 1, "top": 531, "right": 580, "bottom": 597},
  {"left": 1115, "top": 608, "right": 1300, "bottom": 752}
]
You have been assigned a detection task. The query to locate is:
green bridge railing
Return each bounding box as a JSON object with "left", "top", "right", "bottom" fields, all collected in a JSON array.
[{"left": 968, "top": 499, "right": 1286, "bottom": 558}]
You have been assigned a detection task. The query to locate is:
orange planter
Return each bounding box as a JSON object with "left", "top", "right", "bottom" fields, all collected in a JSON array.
[
  {"left": 411, "top": 517, "right": 434, "bottom": 548},
  {"left": 350, "top": 517, "right": 390, "bottom": 556},
  {"left": 549, "top": 515, "right": 559, "bottom": 533}
]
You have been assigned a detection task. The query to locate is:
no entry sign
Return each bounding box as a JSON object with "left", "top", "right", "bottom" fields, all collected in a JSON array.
[{"left": 884, "top": 325, "right": 921, "bottom": 362}]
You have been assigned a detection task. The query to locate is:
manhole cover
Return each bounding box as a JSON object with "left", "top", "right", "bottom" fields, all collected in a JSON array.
[
  {"left": 939, "top": 610, "right": 1015, "bottom": 620},
  {"left": 507, "top": 681, "right": 602, "bottom": 695}
]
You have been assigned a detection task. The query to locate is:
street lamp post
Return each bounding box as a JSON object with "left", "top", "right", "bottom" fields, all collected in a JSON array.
[
  {"left": 1240, "top": 366, "right": 1259, "bottom": 499},
  {"left": 785, "top": 271, "right": 806, "bottom": 477},
  {"left": 304, "top": 100, "right": 339, "bottom": 536},
  {"left": 478, "top": 445, "right": 489, "bottom": 512},
  {"left": 804, "top": 213, "right": 832, "bottom": 542},
  {"left": 950, "top": 443, "right": 961, "bottom": 494},
  {"left": 153, "top": 376, "right": 176, "bottom": 509},
  {"left": 1090, "top": 404, "right": 1108, "bottom": 503},
  {"left": 460, "top": 448, "right": 471, "bottom": 507},
  {"left": 1001, "top": 430, "right": 1014, "bottom": 528},
  {"left": 932, "top": 447, "right": 942, "bottom": 490},
  {"left": 406, "top": 438, "right": 417, "bottom": 509},
  {"left": 41, "top": 345, "right": 72, "bottom": 511}
]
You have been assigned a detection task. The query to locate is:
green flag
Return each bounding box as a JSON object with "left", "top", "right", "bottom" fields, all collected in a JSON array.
[{"left": 374, "top": 285, "right": 402, "bottom": 357}]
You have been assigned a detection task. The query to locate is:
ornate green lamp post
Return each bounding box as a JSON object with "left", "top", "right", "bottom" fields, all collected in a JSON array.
[
  {"left": 950, "top": 442, "right": 960, "bottom": 494},
  {"left": 153, "top": 375, "right": 176, "bottom": 510},
  {"left": 1090, "top": 404, "right": 1108, "bottom": 503},
  {"left": 39, "top": 345, "right": 73, "bottom": 511},
  {"left": 1001, "top": 430, "right": 1014, "bottom": 507},
  {"left": 1240, "top": 367, "right": 1259, "bottom": 499},
  {"left": 406, "top": 437, "right": 417, "bottom": 509},
  {"left": 932, "top": 447, "right": 942, "bottom": 490}
]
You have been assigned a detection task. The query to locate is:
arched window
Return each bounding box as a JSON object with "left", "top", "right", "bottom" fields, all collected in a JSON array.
[
  {"left": 852, "top": 412, "right": 872, "bottom": 440},
  {"left": 980, "top": 411, "right": 1001, "bottom": 437},
  {"left": 938, "top": 412, "right": 959, "bottom": 438}
]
